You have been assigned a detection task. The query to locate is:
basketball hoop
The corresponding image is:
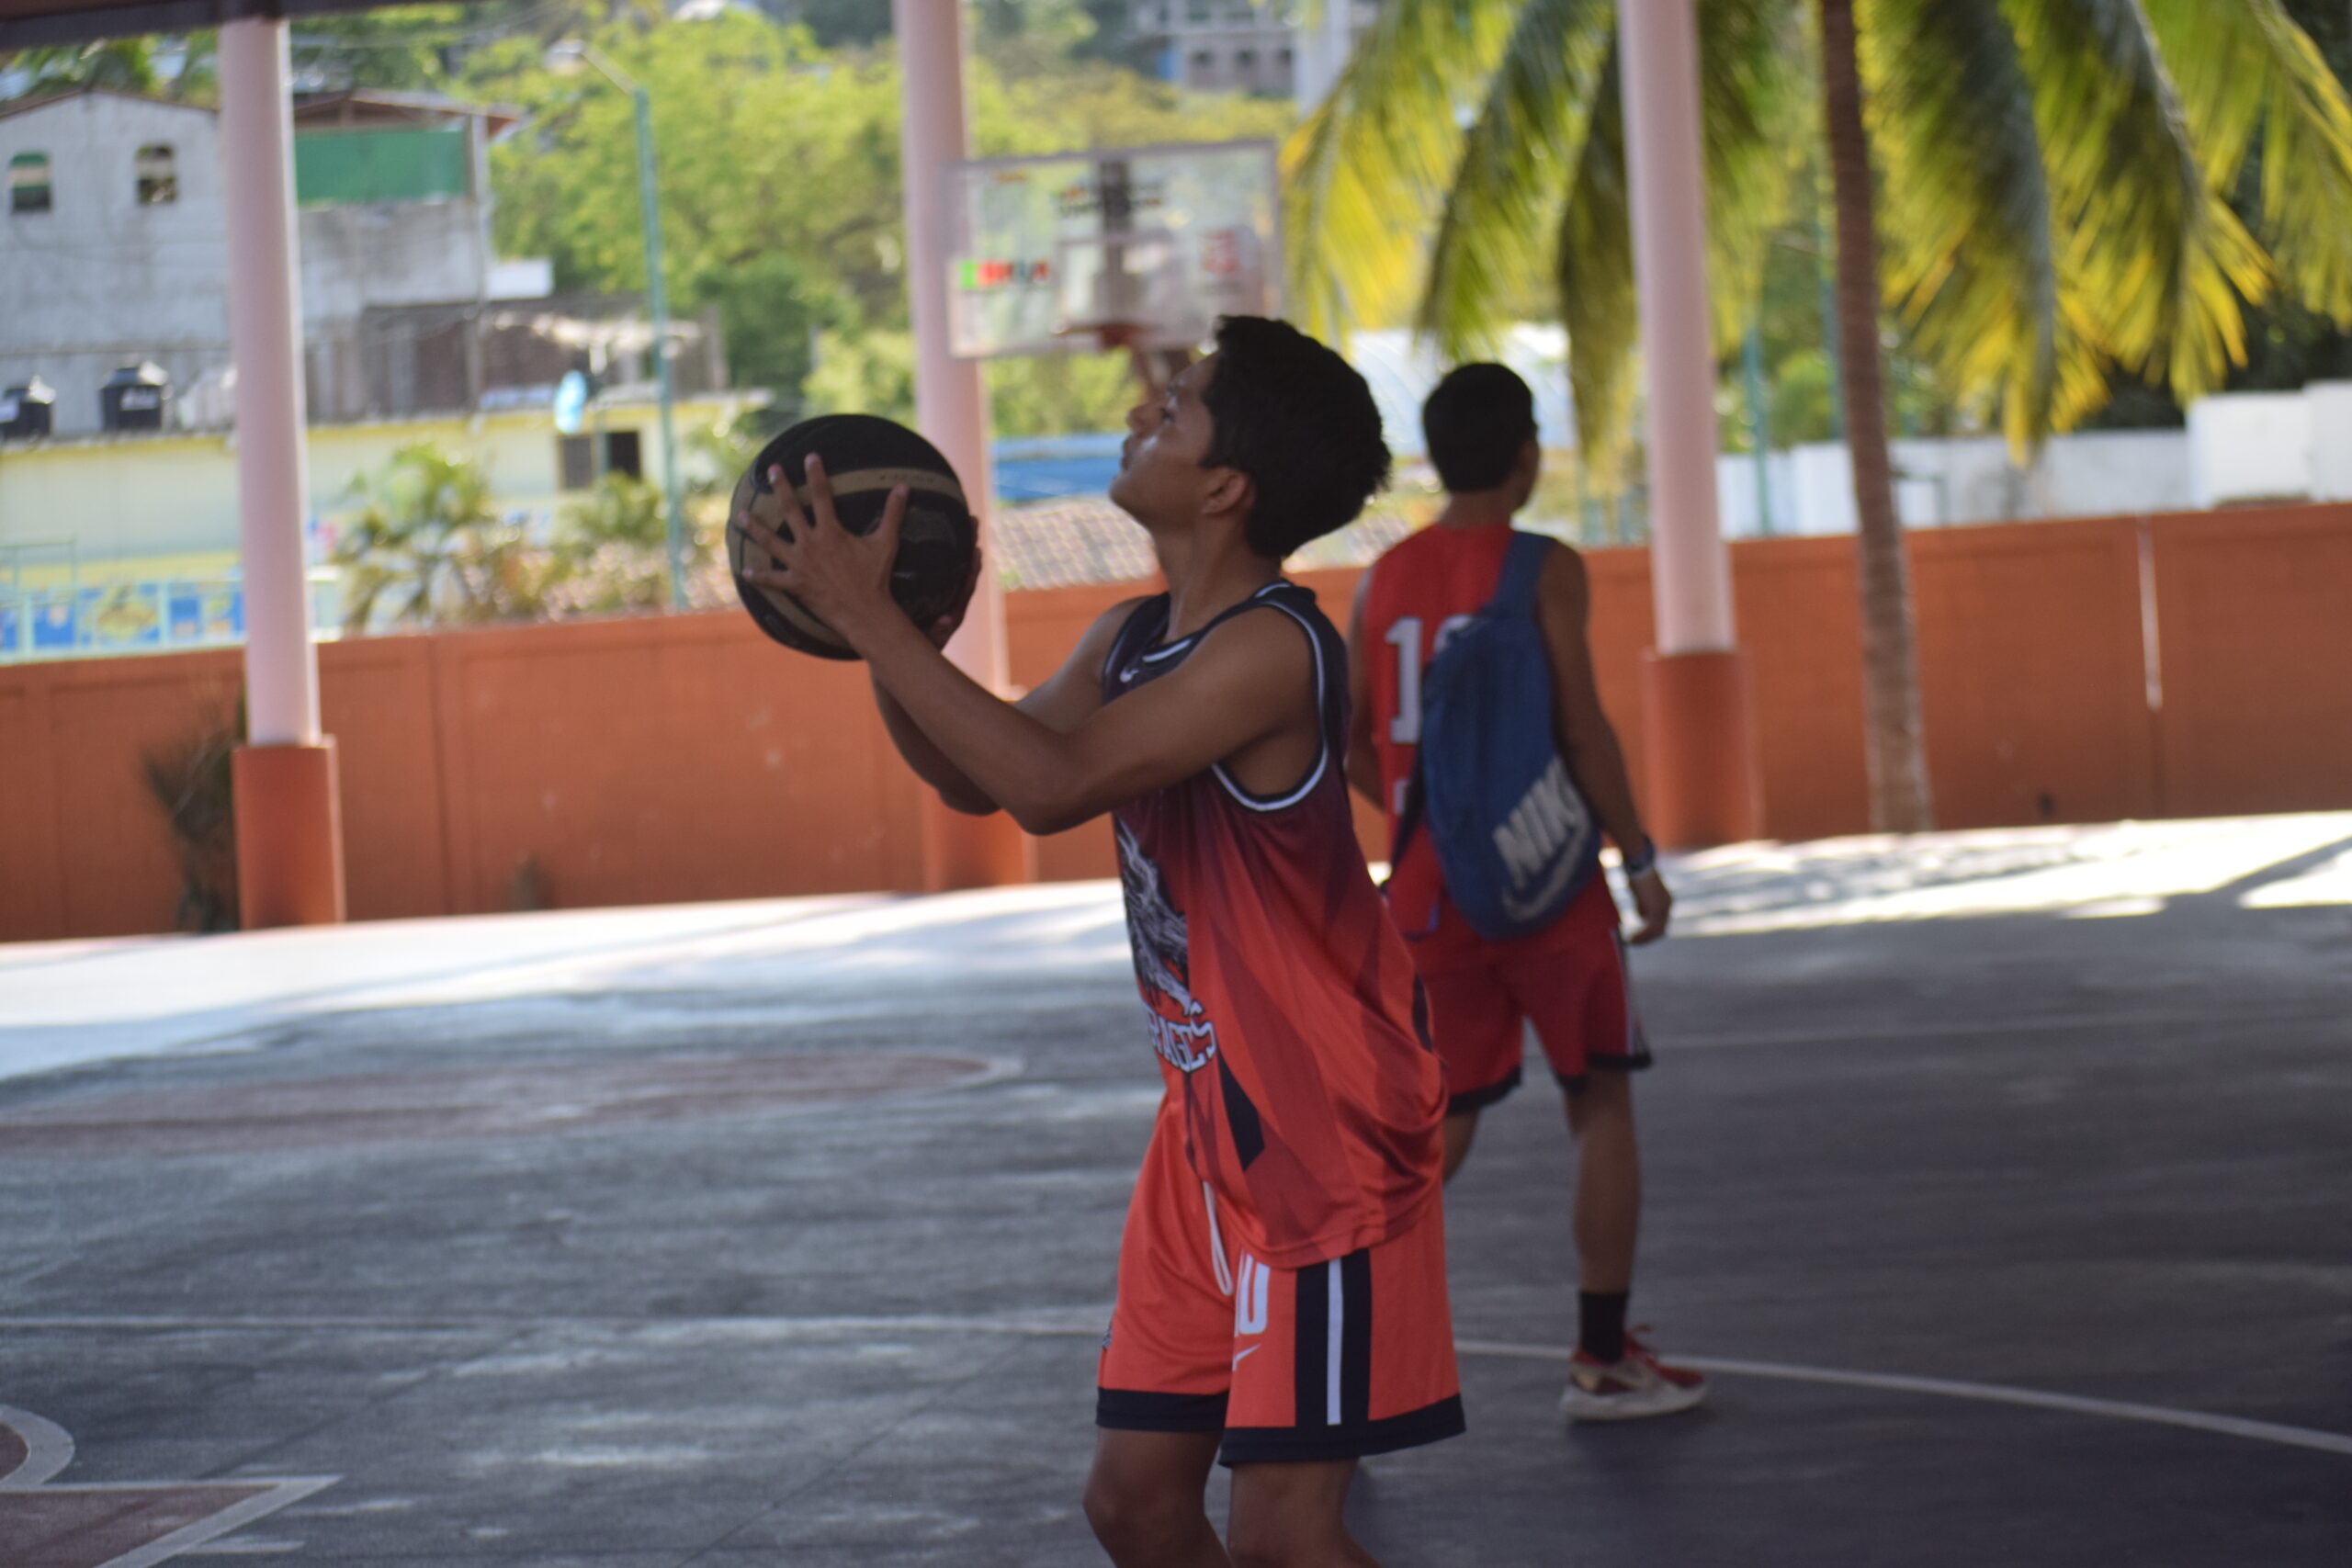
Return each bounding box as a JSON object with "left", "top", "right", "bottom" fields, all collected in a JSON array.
[{"left": 1066, "top": 319, "right": 1195, "bottom": 395}]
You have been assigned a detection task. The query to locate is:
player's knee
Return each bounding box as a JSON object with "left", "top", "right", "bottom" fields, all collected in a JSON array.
[
  {"left": 1566, "top": 1069, "right": 1634, "bottom": 1132},
  {"left": 1082, "top": 1471, "right": 1193, "bottom": 1556},
  {"left": 1226, "top": 1515, "right": 1324, "bottom": 1568}
]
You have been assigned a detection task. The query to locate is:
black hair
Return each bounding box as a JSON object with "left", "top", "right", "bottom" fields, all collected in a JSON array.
[
  {"left": 1422, "top": 362, "right": 1537, "bottom": 493},
  {"left": 1197, "top": 316, "right": 1392, "bottom": 560}
]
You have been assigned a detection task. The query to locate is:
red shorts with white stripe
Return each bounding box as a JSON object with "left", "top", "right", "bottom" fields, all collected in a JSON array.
[
  {"left": 1096, "top": 1105, "right": 1464, "bottom": 1466},
  {"left": 1409, "top": 875, "right": 1653, "bottom": 1112}
]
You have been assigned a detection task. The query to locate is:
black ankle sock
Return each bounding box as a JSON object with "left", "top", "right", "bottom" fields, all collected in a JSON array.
[{"left": 1578, "top": 1291, "right": 1629, "bottom": 1363}]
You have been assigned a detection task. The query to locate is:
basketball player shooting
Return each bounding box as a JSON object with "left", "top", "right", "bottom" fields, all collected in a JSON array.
[{"left": 737, "top": 317, "right": 1461, "bottom": 1568}]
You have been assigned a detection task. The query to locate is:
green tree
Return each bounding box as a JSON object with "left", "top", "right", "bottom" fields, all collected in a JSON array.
[
  {"left": 467, "top": 15, "right": 1290, "bottom": 434},
  {"left": 334, "top": 443, "right": 551, "bottom": 630},
  {"left": 1290, "top": 0, "right": 2352, "bottom": 833}
]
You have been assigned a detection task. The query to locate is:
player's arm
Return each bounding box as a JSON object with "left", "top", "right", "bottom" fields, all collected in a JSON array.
[
  {"left": 872, "top": 597, "right": 1136, "bottom": 817},
  {"left": 1344, "top": 571, "right": 1384, "bottom": 806},
  {"left": 1536, "top": 543, "right": 1671, "bottom": 943},
  {"left": 740, "top": 457, "right": 1314, "bottom": 836}
]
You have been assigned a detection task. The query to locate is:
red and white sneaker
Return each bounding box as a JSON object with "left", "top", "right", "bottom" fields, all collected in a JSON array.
[{"left": 1557, "top": 1331, "right": 1708, "bottom": 1422}]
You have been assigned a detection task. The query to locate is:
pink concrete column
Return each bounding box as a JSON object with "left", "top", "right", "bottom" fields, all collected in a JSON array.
[
  {"left": 1617, "top": 0, "right": 1762, "bottom": 845},
  {"left": 894, "top": 0, "right": 1033, "bottom": 889},
  {"left": 220, "top": 18, "right": 346, "bottom": 925}
]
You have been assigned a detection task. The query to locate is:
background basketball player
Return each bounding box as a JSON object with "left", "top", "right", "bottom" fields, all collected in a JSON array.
[{"left": 1348, "top": 362, "right": 1705, "bottom": 1422}]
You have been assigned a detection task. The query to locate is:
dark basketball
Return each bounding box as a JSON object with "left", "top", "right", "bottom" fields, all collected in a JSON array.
[{"left": 727, "top": 414, "right": 979, "bottom": 660}]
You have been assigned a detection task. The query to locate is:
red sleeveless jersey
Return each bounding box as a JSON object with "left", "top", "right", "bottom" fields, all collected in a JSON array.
[{"left": 1103, "top": 583, "right": 1446, "bottom": 1269}]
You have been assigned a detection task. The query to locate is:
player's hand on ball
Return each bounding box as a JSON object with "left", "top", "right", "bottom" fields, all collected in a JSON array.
[{"left": 737, "top": 454, "right": 908, "bottom": 646}]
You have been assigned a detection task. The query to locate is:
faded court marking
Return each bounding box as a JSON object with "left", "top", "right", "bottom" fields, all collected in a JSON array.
[
  {"left": 1455, "top": 1339, "right": 2352, "bottom": 1460},
  {"left": 11, "top": 1314, "right": 2346, "bottom": 1462},
  {"left": 0, "top": 1407, "right": 336, "bottom": 1568}
]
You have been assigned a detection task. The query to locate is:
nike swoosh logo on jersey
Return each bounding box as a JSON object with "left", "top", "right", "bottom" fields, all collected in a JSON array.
[{"left": 1232, "top": 1346, "right": 1261, "bottom": 1369}]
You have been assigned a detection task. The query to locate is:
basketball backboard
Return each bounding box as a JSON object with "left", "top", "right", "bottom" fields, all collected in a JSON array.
[{"left": 945, "top": 141, "right": 1282, "bottom": 360}]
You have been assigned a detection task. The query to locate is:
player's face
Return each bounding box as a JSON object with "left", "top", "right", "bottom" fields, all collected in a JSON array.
[{"left": 1110, "top": 354, "right": 1220, "bottom": 524}]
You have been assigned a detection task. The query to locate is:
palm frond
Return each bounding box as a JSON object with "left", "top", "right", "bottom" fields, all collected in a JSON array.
[
  {"left": 1282, "top": 0, "right": 1520, "bottom": 339},
  {"left": 2140, "top": 0, "right": 2352, "bottom": 324},
  {"left": 1555, "top": 49, "right": 1638, "bottom": 481},
  {"left": 1419, "top": 0, "right": 1616, "bottom": 358},
  {"left": 2003, "top": 0, "right": 2270, "bottom": 408},
  {"left": 1694, "top": 0, "right": 1805, "bottom": 350},
  {"left": 1860, "top": 0, "right": 2060, "bottom": 447}
]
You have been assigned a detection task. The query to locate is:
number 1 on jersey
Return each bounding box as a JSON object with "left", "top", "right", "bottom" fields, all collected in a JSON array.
[{"left": 1385, "top": 614, "right": 1474, "bottom": 746}]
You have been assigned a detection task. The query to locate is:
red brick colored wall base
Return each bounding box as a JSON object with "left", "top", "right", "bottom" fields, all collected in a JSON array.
[{"left": 5, "top": 504, "right": 2348, "bottom": 942}]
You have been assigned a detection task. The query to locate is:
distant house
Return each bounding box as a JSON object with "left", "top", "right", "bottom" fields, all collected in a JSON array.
[
  {"left": 0, "top": 85, "right": 725, "bottom": 438},
  {"left": 1125, "top": 1, "right": 1376, "bottom": 102}
]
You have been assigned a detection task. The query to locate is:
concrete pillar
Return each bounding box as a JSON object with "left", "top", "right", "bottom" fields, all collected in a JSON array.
[
  {"left": 894, "top": 0, "right": 1033, "bottom": 890},
  {"left": 220, "top": 19, "right": 346, "bottom": 926},
  {"left": 1617, "top": 0, "right": 1762, "bottom": 846}
]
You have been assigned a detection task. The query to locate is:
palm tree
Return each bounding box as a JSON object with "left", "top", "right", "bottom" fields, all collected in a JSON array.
[
  {"left": 334, "top": 443, "right": 549, "bottom": 632},
  {"left": 1288, "top": 0, "right": 2352, "bottom": 833}
]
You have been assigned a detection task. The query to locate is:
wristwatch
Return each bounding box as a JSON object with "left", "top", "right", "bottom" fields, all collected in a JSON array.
[{"left": 1622, "top": 840, "right": 1660, "bottom": 881}]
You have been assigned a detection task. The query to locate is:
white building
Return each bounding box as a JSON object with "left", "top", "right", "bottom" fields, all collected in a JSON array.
[
  {"left": 0, "top": 85, "right": 528, "bottom": 437},
  {"left": 1126, "top": 1, "right": 1376, "bottom": 100}
]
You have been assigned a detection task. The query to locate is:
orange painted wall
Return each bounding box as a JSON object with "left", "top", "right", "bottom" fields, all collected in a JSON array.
[
  {"left": 2148, "top": 506, "right": 2352, "bottom": 817},
  {"left": 5, "top": 503, "right": 2347, "bottom": 942}
]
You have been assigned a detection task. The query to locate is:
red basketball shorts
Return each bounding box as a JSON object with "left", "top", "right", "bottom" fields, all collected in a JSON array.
[
  {"left": 1411, "top": 875, "right": 1653, "bottom": 1112},
  {"left": 1096, "top": 1107, "right": 1464, "bottom": 1466}
]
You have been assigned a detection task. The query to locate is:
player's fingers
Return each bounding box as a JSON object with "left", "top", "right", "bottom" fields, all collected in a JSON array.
[
  {"left": 1629, "top": 919, "right": 1668, "bottom": 946},
  {"left": 764, "top": 464, "right": 808, "bottom": 536},
  {"left": 803, "top": 453, "right": 839, "bottom": 530},
  {"left": 735, "top": 506, "right": 789, "bottom": 558},
  {"left": 874, "top": 483, "right": 910, "bottom": 558},
  {"left": 736, "top": 564, "right": 792, "bottom": 589}
]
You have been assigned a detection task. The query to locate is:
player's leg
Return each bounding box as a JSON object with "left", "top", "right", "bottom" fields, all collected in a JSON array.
[
  {"left": 1226, "top": 1459, "right": 1376, "bottom": 1568},
  {"left": 1095, "top": 1107, "right": 1245, "bottom": 1556},
  {"left": 1084, "top": 1429, "right": 1230, "bottom": 1568},
  {"left": 1510, "top": 895, "right": 1703, "bottom": 1418},
  {"left": 1564, "top": 1068, "right": 1638, "bottom": 1296},
  {"left": 1414, "top": 962, "right": 1523, "bottom": 1183}
]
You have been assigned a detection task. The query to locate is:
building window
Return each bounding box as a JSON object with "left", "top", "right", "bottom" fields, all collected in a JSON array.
[
  {"left": 135, "top": 144, "right": 177, "bottom": 206},
  {"left": 1235, "top": 49, "right": 1257, "bottom": 78},
  {"left": 557, "top": 430, "right": 644, "bottom": 490},
  {"left": 9, "top": 152, "right": 52, "bottom": 215},
  {"left": 559, "top": 434, "right": 596, "bottom": 491},
  {"left": 1190, "top": 49, "right": 1216, "bottom": 79},
  {"left": 604, "top": 429, "right": 643, "bottom": 479}
]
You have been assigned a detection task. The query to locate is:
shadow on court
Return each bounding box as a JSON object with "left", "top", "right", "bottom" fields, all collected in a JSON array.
[{"left": 0, "top": 819, "right": 2346, "bottom": 1565}]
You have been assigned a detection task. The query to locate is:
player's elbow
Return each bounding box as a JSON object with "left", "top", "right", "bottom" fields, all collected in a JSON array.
[{"left": 1006, "top": 795, "right": 1092, "bottom": 837}]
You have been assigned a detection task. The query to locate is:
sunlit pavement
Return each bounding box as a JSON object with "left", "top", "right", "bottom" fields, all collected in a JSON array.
[{"left": 1, "top": 814, "right": 2347, "bottom": 1565}]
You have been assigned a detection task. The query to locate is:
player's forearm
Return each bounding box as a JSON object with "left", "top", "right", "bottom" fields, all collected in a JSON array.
[
  {"left": 858, "top": 611, "right": 1098, "bottom": 835},
  {"left": 872, "top": 675, "right": 999, "bottom": 816},
  {"left": 1561, "top": 721, "right": 1652, "bottom": 860}
]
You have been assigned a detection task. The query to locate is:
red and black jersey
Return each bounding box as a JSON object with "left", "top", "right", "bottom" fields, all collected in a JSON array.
[{"left": 1102, "top": 582, "right": 1446, "bottom": 1269}]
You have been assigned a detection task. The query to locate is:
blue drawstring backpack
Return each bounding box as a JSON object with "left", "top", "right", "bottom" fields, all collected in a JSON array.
[{"left": 1396, "top": 531, "right": 1600, "bottom": 941}]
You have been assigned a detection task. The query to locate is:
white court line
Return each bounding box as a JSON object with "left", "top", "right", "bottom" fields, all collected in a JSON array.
[
  {"left": 1455, "top": 1339, "right": 2352, "bottom": 1459},
  {"left": 65, "top": 1476, "right": 340, "bottom": 1568},
  {"left": 0, "top": 1403, "right": 75, "bottom": 1487},
  {"left": 13, "top": 1313, "right": 2347, "bottom": 1462}
]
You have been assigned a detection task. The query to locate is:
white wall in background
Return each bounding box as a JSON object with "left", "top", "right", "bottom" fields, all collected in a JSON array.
[{"left": 2188, "top": 392, "right": 2312, "bottom": 508}]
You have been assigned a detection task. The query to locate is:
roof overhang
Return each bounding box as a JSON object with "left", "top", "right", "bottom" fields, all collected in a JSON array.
[{"left": 0, "top": 0, "right": 395, "bottom": 51}]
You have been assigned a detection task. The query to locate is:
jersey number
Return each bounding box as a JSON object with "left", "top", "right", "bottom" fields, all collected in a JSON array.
[{"left": 1384, "top": 615, "right": 1474, "bottom": 746}]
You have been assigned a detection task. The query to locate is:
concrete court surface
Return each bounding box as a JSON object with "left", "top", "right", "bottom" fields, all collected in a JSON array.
[{"left": 0, "top": 814, "right": 2348, "bottom": 1567}]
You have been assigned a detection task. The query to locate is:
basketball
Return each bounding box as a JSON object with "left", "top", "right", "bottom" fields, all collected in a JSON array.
[{"left": 727, "top": 414, "right": 979, "bottom": 660}]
